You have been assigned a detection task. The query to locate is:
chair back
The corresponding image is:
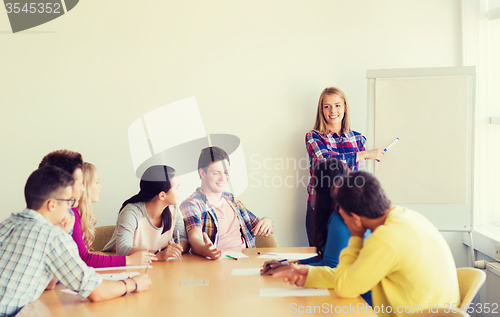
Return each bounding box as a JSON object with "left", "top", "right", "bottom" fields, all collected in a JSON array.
[
  {"left": 457, "top": 267, "right": 486, "bottom": 308},
  {"left": 91, "top": 225, "right": 116, "bottom": 251},
  {"left": 255, "top": 234, "right": 278, "bottom": 248}
]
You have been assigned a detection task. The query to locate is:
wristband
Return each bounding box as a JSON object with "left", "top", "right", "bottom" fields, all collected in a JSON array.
[
  {"left": 120, "top": 279, "right": 127, "bottom": 296},
  {"left": 129, "top": 277, "right": 138, "bottom": 294}
]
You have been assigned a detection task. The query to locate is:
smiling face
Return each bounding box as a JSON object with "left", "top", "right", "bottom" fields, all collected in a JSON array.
[
  {"left": 200, "top": 160, "right": 230, "bottom": 195},
  {"left": 322, "top": 94, "right": 345, "bottom": 130}
]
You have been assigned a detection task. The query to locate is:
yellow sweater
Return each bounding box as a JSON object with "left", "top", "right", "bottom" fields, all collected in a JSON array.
[{"left": 304, "top": 206, "right": 460, "bottom": 317}]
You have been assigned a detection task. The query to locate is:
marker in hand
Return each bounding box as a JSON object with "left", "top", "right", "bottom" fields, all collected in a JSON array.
[{"left": 384, "top": 138, "right": 399, "bottom": 152}]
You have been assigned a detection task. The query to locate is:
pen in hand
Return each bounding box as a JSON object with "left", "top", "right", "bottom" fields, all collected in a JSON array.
[
  {"left": 265, "top": 259, "right": 288, "bottom": 267},
  {"left": 262, "top": 259, "right": 289, "bottom": 275}
]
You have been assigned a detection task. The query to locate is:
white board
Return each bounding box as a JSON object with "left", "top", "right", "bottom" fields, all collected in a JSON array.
[{"left": 366, "top": 67, "right": 476, "bottom": 231}]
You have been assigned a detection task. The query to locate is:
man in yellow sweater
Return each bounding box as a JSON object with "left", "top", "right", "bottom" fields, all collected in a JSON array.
[{"left": 275, "top": 171, "right": 460, "bottom": 317}]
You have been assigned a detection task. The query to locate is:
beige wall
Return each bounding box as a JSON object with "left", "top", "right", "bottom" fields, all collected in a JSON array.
[{"left": 0, "top": 0, "right": 460, "bottom": 247}]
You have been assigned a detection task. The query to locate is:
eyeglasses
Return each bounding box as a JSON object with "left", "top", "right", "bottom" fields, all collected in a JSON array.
[{"left": 55, "top": 198, "right": 76, "bottom": 208}]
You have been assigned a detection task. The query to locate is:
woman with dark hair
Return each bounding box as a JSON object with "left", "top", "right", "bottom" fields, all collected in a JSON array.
[
  {"left": 262, "top": 158, "right": 372, "bottom": 305},
  {"left": 301, "top": 158, "right": 349, "bottom": 266},
  {"left": 103, "top": 165, "right": 189, "bottom": 260}
]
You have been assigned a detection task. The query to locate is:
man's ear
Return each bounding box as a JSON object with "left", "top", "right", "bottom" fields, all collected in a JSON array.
[
  {"left": 46, "top": 199, "right": 56, "bottom": 212},
  {"left": 351, "top": 213, "right": 363, "bottom": 227},
  {"left": 199, "top": 168, "right": 206, "bottom": 179}
]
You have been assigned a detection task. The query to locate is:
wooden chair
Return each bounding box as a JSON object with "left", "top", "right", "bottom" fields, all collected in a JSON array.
[
  {"left": 91, "top": 225, "right": 116, "bottom": 251},
  {"left": 408, "top": 268, "right": 485, "bottom": 317},
  {"left": 457, "top": 267, "right": 486, "bottom": 309},
  {"left": 255, "top": 234, "right": 278, "bottom": 248}
]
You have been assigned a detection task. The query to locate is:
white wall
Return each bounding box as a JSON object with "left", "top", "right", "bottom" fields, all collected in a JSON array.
[{"left": 0, "top": 0, "right": 461, "bottom": 248}]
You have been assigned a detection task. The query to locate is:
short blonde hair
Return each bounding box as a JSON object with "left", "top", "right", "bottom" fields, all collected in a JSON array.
[{"left": 313, "top": 87, "right": 351, "bottom": 135}]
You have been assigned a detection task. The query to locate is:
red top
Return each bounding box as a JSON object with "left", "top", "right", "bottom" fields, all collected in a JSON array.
[{"left": 71, "top": 208, "right": 126, "bottom": 268}]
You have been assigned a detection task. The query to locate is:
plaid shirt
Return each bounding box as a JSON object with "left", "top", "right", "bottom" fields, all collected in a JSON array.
[
  {"left": 180, "top": 188, "right": 259, "bottom": 248},
  {"left": 305, "top": 129, "right": 366, "bottom": 208},
  {"left": 0, "top": 209, "right": 103, "bottom": 316}
]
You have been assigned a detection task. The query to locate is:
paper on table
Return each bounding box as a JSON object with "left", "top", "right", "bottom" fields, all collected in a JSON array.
[
  {"left": 94, "top": 265, "right": 152, "bottom": 271},
  {"left": 256, "top": 253, "right": 317, "bottom": 260},
  {"left": 61, "top": 289, "right": 77, "bottom": 295},
  {"left": 231, "top": 268, "right": 261, "bottom": 276},
  {"left": 221, "top": 251, "right": 249, "bottom": 259},
  {"left": 100, "top": 272, "right": 140, "bottom": 280},
  {"left": 180, "top": 280, "right": 209, "bottom": 286},
  {"left": 259, "top": 288, "right": 330, "bottom": 297}
]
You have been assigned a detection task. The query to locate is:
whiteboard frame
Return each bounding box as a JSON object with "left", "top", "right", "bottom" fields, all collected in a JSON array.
[{"left": 366, "top": 66, "right": 476, "bottom": 232}]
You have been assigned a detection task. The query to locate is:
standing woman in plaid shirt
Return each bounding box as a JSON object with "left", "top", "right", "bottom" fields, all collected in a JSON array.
[{"left": 305, "top": 87, "right": 384, "bottom": 246}]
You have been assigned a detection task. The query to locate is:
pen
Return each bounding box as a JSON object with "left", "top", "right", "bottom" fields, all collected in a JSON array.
[
  {"left": 265, "top": 259, "right": 288, "bottom": 267},
  {"left": 384, "top": 138, "right": 399, "bottom": 152},
  {"left": 154, "top": 249, "right": 161, "bottom": 255},
  {"left": 226, "top": 255, "right": 238, "bottom": 260},
  {"left": 258, "top": 252, "right": 277, "bottom": 255},
  {"left": 145, "top": 261, "right": 150, "bottom": 274}
]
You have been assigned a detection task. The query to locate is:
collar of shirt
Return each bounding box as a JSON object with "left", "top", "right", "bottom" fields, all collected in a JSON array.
[
  {"left": 195, "top": 187, "right": 236, "bottom": 204},
  {"left": 326, "top": 128, "right": 353, "bottom": 139},
  {"left": 19, "top": 208, "right": 52, "bottom": 225}
]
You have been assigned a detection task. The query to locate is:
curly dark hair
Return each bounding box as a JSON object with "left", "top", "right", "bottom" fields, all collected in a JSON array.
[
  {"left": 335, "top": 171, "right": 391, "bottom": 219},
  {"left": 38, "top": 150, "right": 83, "bottom": 175}
]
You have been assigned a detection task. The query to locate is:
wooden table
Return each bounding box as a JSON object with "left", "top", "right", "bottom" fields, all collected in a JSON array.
[{"left": 18, "top": 247, "right": 376, "bottom": 317}]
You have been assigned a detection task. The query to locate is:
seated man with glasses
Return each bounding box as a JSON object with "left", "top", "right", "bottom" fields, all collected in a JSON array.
[{"left": 0, "top": 166, "right": 152, "bottom": 316}]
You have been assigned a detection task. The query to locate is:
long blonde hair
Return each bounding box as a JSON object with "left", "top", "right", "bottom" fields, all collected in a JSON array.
[
  {"left": 79, "top": 162, "right": 98, "bottom": 250},
  {"left": 313, "top": 87, "right": 351, "bottom": 135}
]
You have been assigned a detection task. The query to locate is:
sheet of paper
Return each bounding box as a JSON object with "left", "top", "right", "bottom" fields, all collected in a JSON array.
[
  {"left": 256, "top": 253, "right": 317, "bottom": 260},
  {"left": 231, "top": 268, "right": 261, "bottom": 276},
  {"left": 94, "top": 265, "right": 152, "bottom": 272},
  {"left": 100, "top": 272, "right": 140, "bottom": 280},
  {"left": 61, "top": 289, "right": 77, "bottom": 295},
  {"left": 221, "top": 251, "right": 249, "bottom": 259},
  {"left": 259, "top": 288, "right": 330, "bottom": 297},
  {"left": 180, "top": 280, "right": 209, "bottom": 286}
]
